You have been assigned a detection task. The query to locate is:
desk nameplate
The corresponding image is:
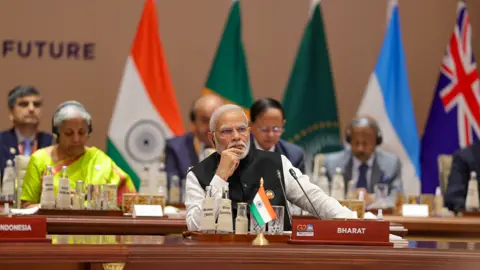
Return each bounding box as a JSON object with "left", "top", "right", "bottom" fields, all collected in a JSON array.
[
  {"left": 288, "top": 217, "right": 392, "bottom": 246},
  {"left": 0, "top": 216, "right": 50, "bottom": 243}
]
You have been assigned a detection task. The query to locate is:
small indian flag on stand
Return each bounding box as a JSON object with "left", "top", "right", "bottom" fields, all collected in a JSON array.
[{"left": 250, "top": 178, "right": 277, "bottom": 226}]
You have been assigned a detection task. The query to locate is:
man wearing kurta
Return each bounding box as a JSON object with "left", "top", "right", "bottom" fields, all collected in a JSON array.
[{"left": 21, "top": 101, "right": 136, "bottom": 207}]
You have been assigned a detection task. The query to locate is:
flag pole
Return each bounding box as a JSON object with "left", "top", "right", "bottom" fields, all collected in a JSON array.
[
  {"left": 309, "top": 0, "right": 320, "bottom": 16},
  {"left": 252, "top": 177, "right": 269, "bottom": 246},
  {"left": 386, "top": 0, "right": 398, "bottom": 22}
]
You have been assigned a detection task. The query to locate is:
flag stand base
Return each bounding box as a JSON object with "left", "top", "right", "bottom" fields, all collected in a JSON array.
[{"left": 252, "top": 233, "right": 270, "bottom": 246}]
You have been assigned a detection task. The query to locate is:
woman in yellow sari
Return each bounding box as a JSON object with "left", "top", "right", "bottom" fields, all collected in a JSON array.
[{"left": 21, "top": 101, "right": 136, "bottom": 207}]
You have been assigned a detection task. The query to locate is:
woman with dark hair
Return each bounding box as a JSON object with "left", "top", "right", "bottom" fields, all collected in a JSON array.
[{"left": 250, "top": 98, "right": 306, "bottom": 173}]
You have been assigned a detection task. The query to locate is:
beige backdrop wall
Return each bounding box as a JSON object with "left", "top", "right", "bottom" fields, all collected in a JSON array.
[{"left": 0, "top": 0, "right": 479, "bottom": 150}]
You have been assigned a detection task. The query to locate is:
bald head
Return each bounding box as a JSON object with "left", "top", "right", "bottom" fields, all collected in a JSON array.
[
  {"left": 191, "top": 94, "right": 225, "bottom": 146},
  {"left": 193, "top": 94, "right": 224, "bottom": 114},
  {"left": 356, "top": 115, "right": 378, "bottom": 125}
]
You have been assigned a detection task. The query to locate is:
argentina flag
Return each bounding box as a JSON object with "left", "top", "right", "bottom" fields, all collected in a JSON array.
[{"left": 357, "top": 0, "right": 421, "bottom": 195}]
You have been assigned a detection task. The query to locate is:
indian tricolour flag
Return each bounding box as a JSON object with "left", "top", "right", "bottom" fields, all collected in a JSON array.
[
  {"left": 107, "top": 0, "right": 184, "bottom": 191},
  {"left": 250, "top": 185, "right": 277, "bottom": 226}
]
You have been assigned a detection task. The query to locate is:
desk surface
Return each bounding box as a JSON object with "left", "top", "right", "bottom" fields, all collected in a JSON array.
[
  {"left": 384, "top": 216, "right": 480, "bottom": 238},
  {"left": 1, "top": 235, "right": 480, "bottom": 270},
  {"left": 45, "top": 215, "right": 187, "bottom": 235},
  {"left": 44, "top": 214, "right": 480, "bottom": 239}
]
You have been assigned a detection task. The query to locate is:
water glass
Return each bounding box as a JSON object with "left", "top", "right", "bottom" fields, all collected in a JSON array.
[
  {"left": 249, "top": 211, "right": 266, "bottom": 234},
  {"left": 375, "top": 183, "right": 389, "bottom": 199},
  {"left": 267, "top": 205, "right": 285, "bottom": 234}
]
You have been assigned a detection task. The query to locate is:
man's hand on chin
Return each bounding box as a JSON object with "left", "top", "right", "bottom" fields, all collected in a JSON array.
[{"left": 215, "top": 148, "right": 244, "bottom": 181}]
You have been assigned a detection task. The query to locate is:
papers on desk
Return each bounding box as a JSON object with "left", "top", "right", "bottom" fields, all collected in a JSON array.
[
  {"left": 363, "top": 212, "right": 378, "bottom": 220},
  {"left": 346, "top": 211, "right": 409, "bottom": 248},
  {"left": 9, "top": 205, "right": 40, "bottom": 215},
  {"left": 164, "top": 205, "right": 180, "bottom": 215},
  {"left": 389, "top": 233, "right": 408, "bottom": 248}
]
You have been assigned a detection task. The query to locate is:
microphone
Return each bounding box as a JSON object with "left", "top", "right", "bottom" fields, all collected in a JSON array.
[
  {"left": 276, "top": 170, "right": 292, "bottom": 227},
  {"left": 289, "top": 168, "right": 321, "bottom": 219}
]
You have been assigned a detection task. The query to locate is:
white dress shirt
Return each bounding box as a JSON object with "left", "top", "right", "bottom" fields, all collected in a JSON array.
[
  {"left": 351, "top": 154, "right": 375, "bottom": 188},
  {"left": 197, "top": 142, "right": 213, "bottom": 162},
  {"left": 185, "top": 154, "right": 354, "bottom": 231},
  {"left": 253, "top": 138, "right": 275, "bottom": 152}
]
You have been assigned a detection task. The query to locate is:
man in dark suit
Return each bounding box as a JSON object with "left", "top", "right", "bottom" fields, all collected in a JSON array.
[
  {"left": 164, "top": 94, "right": 224, "bottom": 184},
  {"left": 0, "top": 85, "right": 53, "bottom": 182},
  {"left": 250, "top": 98, "right": 305, "bottom": 173},
  {"left": 445, "top": 141, "right": 480, "bottom": 212}
]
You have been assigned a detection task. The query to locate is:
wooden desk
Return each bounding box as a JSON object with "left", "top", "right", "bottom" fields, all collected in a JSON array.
[
  {"left": 1, "top": 235, "right": 480, "bottom": 270},
  {"left": 39, "top": 214, "right": 480, "bottom": 239},
  {"left": 44, "top": 215, "right": 410, "bottom": 237},
  {"left": 384, "top": 216, "right": 480, "bottom": 239},
  {"left": 45, "top": 215, "right": 187, "bottom": 235}
]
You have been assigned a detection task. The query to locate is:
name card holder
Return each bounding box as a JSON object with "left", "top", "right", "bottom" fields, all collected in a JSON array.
[
  {"left": 132, "top": 204, "right": 163, "bottom": 218},
  {"left": 288, "top": 216, "right": 392, "bottom": 247},
  {"left": 0, "top": 216, "right": 50, "bottom": 243},
  {"left": 402, "top": 204, "right": 429, "bottom": 217}
]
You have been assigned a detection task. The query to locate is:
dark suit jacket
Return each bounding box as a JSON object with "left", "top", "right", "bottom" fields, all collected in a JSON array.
[
  {"left": 445, "top": 141, "right": 480, "bottom": 212},
  {"left": 0, "top": 128, "right": 53, "bottom": 184},
  {"left": 165, "top": 132, "right": 198, "bottom": 185},
  {"left": 250, "top": 134, "right": 305, "bottom": 173},
  {"left": 274, "top": 139, "right": 306, "bottom": 174}
]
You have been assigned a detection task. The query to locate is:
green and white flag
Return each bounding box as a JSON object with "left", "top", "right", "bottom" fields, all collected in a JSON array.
[{"left": 282, "top": 0, "right": 343, "bottom": 168}]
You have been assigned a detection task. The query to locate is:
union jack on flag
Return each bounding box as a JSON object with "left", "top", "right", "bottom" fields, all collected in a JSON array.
[
  {"left": 439, "top": 1, "right": 480, "bottom": 147},
  {"left": 421, "top": 1, "right": 480, "bottom": 193}
]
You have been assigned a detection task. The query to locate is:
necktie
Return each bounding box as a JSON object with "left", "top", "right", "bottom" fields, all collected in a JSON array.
[
  {"left": 356, "top": 163, "right": 368, "bottom": 189},
  {"left": 23, "top": 139, "right": 32, "bottom": 156}
]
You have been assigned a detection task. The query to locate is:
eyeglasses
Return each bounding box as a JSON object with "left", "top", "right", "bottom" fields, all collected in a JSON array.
[
  {"left": 257, "top": 126, "right": 284, "bottom": 135},
  {"left": 214, "top": 124, "right": 249, "bottom": 138}
]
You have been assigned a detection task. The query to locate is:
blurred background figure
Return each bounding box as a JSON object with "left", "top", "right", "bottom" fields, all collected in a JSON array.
[
  {"left": 164, "top": 94, "right": 224, "bottom": 190},
  {"left": 323, "top": 116, "right": 402, "bottom": 206},
  {"left": 21, "top": 101, "right": 136, "bottom": 208},
  {"left": 445, "top": 141, "right": 480, "bottom": 213},
  {"left": 250, "top": 98, "right": 305, "bottom": 173},
  {"left": 0, "top": 85, "right": 53, "bottom": 182}
]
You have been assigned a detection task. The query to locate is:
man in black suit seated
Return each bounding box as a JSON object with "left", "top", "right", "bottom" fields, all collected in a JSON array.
[
  {"left": 250, "top": 98, "right": 306, "bottom": 173},
  {"left": 164, "top": 94, "right": 224, "bottom": 185},
  {"left": 445, "top": 141, "right": 480, "bottom": 212},
  {"left": 0, "top": 85, "right": 53, "bottom": 181}
]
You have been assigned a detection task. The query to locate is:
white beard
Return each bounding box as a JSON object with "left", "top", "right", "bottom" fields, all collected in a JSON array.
[{"left": 214, "top": 137, "right": 250, "bottom": 159}]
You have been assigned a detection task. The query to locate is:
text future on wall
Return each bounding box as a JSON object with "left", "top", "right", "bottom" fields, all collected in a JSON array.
[{"left": 2, "top": 40, "right": 95, "bottom": 60}]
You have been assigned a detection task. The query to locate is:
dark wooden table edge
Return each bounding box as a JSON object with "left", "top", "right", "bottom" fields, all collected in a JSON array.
[{"left": 2, "top": 242, "right": 480, "bottom": 263}]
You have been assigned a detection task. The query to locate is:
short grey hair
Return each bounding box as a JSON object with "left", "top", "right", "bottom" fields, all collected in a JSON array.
[
  {"left": 7, "top": 85, "right": 40, "bottom": 109},
  {"left": 209, "top": 104, "right": 248, "bottom": 131},
  {"left": 53, "top": 101, "right": 92, "bottom": 129}
]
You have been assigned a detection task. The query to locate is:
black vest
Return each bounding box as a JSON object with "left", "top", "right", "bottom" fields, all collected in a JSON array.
[{"left": 190, "top": 147, "right": 292, "bottom": 231}]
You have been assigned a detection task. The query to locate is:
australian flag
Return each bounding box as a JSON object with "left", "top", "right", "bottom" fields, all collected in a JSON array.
[{"left": 421, "top": 1, "right": 480, "bottom": 194}]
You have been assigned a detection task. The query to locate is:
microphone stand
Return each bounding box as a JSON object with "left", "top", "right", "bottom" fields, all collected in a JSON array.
[{"left": 289, "top": 168, "right": 321, "bottom": 219}]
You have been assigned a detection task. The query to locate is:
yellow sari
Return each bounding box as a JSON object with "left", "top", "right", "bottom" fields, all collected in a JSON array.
[{"left": 21, "top": 147, "right": 136, "bottom": 204}]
